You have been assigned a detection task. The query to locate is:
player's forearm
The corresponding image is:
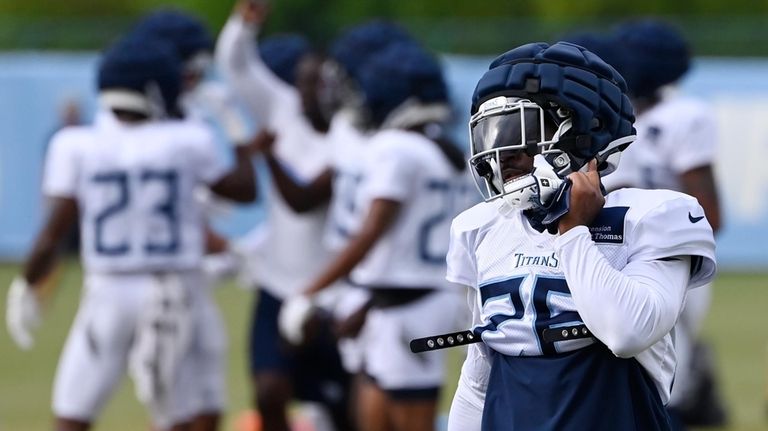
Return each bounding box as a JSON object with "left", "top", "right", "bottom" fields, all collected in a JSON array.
[
  {"left": 215, "top": 14, "right": 290, "bottom": 126},
  {"left": 305, "top": 239, "right": 370, "bottom": 295},
  {"left": 215, "top": 15, "right": 257, "bottom": 75},
  {"left": 215, "top": 15, "right": 272, "bottom": 121},
  {"left": 23, "top": 233, "right": 61, "bottom": 286},
  {"left": 306, "top": 199, "right": 400, "bottom": 295},
  {"left": 210, "top": 147, "right": 257, "bottom": 202},
  {"left": 305, "top": 225, "right": 383, "bottom": 295},
  {"left": 265, "top": 155, "right": 331, "bottom": 212},
  {"left": 555, "top": 226, "right": 688, "bottom": 357},
  {"left": 24, "top": 197, "right": 78, "bottom": 286},
  {"left": 681, "top": 166, "right": 721, "bottom": 233}
]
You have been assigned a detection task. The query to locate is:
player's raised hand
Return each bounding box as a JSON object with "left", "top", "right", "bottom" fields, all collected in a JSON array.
[
  {"left": 558, "top": 159, "right": 605, "bottom": 234},
  {"left": 237, "top": 0, "right": 270, "bottom": 25},
  {"left": 6, "top": 277, "right": 41, "bottom": 350}
]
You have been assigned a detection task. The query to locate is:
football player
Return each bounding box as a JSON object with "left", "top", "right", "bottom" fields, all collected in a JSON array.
[
  {"left": 445, "top": 41, "right": 716, "bottom": 430},
  {"left": 274, "top": 40, "right": 469, "bottom": 431},
  {"left": 127, "top": 10, "right": 255, "bottom": 431},
  {"left": 601, "top": 19, "right": 726, "bottom": 429},
  {"left": 216, "top": 3, "right": 354, "bottom": 431},
  {"left": 5, "top": 34, "right": 255, "bottom": 431}
]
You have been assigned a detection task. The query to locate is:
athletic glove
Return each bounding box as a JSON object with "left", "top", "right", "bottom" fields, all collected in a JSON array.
[
  {"left": 6, "top": 276, "right": 41, "bottom": 350},
  {"left": 278, "top": 294, "right": 315, "bottom": 345}
]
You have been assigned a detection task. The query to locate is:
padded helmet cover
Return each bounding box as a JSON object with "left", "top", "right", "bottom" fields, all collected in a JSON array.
[{"left": 471, "top": 42, "right": 635, "bottom": 172}]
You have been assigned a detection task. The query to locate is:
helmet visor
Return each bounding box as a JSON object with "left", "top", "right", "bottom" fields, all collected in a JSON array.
[
  {"left": 468, "top": 97, "right": 567, "bottom": 202},
  {"left": 470, "top": 98, "right": 546, "bottom": 156}
]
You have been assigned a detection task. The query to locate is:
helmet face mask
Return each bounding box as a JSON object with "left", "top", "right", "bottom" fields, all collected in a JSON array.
[
  {"left": 468, "top": 42, "right": 637, "bottom": 211},
  {"left": 318, "top": 59, "right": 367, "bottom": 126},
  {"left": 468, "top": 96, "right": 568, "bottom": 210}
]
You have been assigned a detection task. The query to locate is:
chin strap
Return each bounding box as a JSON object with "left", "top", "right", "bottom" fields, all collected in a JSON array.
[
  {"left": 540, "top": 178, "right": 573, "bottom": 233},
  {"left": 523, "top": 178, "right": 572, "bottom": 234}
]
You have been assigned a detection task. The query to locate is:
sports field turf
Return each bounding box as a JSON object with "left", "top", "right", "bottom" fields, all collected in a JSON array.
[{"left": 0, "top": 260, "right": 765, "bottom": 431}]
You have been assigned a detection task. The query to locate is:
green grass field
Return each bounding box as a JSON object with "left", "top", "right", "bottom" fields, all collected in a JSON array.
[{"left": 0, "top": 260, "right": 766, "bottom": 431}]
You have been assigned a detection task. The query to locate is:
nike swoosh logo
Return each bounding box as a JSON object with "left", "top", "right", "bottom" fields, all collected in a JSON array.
[{"left": 688, "top": 212, "right": 705, "bottom": 223}]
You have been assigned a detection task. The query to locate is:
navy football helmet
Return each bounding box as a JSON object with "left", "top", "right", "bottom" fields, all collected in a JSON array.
[
  {"left": 329, "top": 20, "right": 414, "bottom": 82},
  {"left": 97, "top": 35, "right": 182, "bottom": 119},
  {"left": 131, "top": 9, "right": 213, "bottom": 77},
  {"left": 320, "top": 20, "right": 415, "bottom": 123},
  {"left": 468, "top": 41, "right": 635, "bottom": 210},
  {"left": 259, "top": 34, "right": 311, "bottom": 86},
  {"left": 560, "top": 32, "right": 634, "bottom": 88},
  {"left": 356, "top": 41, "right": 449, "bottom": 129},
  {"left": 614, "top": 18, "right": 690, "bottom": 99}
]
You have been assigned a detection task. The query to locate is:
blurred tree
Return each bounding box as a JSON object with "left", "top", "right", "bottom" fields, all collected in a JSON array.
[{"left": 1, "top": 0, "right": 768, "bottom": 55}]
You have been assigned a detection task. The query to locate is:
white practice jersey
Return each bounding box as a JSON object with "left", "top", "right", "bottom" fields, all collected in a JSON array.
[
  {"left": 43, "top": 111, "right": 228, "bottom": 273},
  {"left": 217, "top": 15, "right": 332, "bottom": 296},
  {"left": 603, "top": 95, "right": 717, "bottom": 192},
  {"left": 350, "top": 129, "right": 473, "bottom": 289},
  {"left": 447, "top": 188, "right": 716, "bottom": 402},
  {"left": 324, "top": 112, "right": 370, "bottom": 251}
]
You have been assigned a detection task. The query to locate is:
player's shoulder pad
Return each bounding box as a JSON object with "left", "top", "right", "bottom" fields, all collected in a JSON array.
[
  {"left": 48, "top": 124, "right": 95, "bottom": 152},
  {"left": 653, "top": 95, "right": 714, "bottom": 124},
  {"left": 368, "top": 128, "right": 426, "bottom": 149},
  {"left": 607, "top": 188, "right": 716, "bottom": 288},
  {"left": 451, "top": 200, "right": 503, "bottom": 235},
  {"left": 367, "top": 128, "right": 431, "bottom": 160},
  {"left": 161, "top": 118, "right": 216, "bottom": 140}
]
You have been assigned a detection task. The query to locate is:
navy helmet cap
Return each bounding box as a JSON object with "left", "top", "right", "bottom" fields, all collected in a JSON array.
[
  {"left": 259, "top": 34, "right": 312, "bottom": 86},
  {"left": 97, "top": 34, "right": 183, "bottom": 118},
  {"left": 131, "top": 9, "right": 213, "bottom": 61},
  {"left": 613, "top": 18, "right": 691, "bottom": 98},
  {"left": 357, "top": 41, "right": 449, "bottom": 128},
  {"left": 329, "top": 19, "right": 415, "bottom": 82},
  {"left": 559, "top": 31, "right": 634, "bottom": 88},
  {"left": 471, "top": 41, "right": 635, "bottom": 174}
]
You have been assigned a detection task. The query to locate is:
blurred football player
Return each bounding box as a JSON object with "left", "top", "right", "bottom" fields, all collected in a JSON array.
[
  {"left": 445, "top": 41, "right": 716, "bottom": 430},
  {"left": 600, "top": 19, "right": 726, "bottom": 429},
  {"left": 216, "top": 3, "right": 353, "bottom": 431},
  {"left": 5, "top": 34, "right": 255, "bottom": 431},
  {"left": 129, "top": 10, "right": 255, "bottom": 431},
  {"left": 272, "top": 39, "right": 469, "bottom": 431},
  {"left": 132, "top": 8, "right": 251, "bottom": 141}
]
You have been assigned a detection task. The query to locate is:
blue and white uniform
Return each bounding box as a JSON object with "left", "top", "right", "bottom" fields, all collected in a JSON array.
[
  {"left": 46, "top": 110, "right": 228, "bottom": 427},
  {"left": 216, "top": 15, "right": 332, "bottom": 300},
  {"left": 348, "top": 128, "right": 470, "bottom": 393},
  {"left": 216, "top": 15, "right": 354, "bottom": 416},
  {"left": 447, "top": 188, "right": 716, "bottom": 430}
]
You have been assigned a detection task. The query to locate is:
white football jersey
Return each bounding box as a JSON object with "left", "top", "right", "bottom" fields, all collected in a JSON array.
[
  {"left": 245, "top": 111, "right": 331, "bottom": 296},
  {"left": 217, "top": 14, "right": 333, "bottom": 296},
  {"left": 323, "top": 112, "right": 370, "bottom": 252},
  {"left": 603, "top": 96, "right": 717, "bottom": 192},
  {"left": 43, "top": 111, "right": 228, "bottom": 273},
  {"left": 447, "top": 188, "right": 716, "bottom": 403},
  {"left": 349, "top": 128, "right": 473, "bottom": 289}
]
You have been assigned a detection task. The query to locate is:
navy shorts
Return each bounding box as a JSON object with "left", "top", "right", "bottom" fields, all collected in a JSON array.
[{"left": 248, "top": 289, "right": 350, "bottom": 404}]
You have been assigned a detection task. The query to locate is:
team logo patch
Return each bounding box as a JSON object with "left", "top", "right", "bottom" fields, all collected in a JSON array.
[{"left": 588, "top": 206, "right": 629, "bottom": 244}]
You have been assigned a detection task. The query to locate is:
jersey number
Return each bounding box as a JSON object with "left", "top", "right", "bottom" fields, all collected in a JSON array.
[
  {"left": 477, "top": 276, "right": 582, "bottom": 354},
  {"left": 92, "top": 169, "right": 179, "bottom": 255},
  {"left": 331, "top": 171, "right": 363, "bottom": 240},
  {"left": 418, "top": 180, "right": 474, "bottom": 264}
]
